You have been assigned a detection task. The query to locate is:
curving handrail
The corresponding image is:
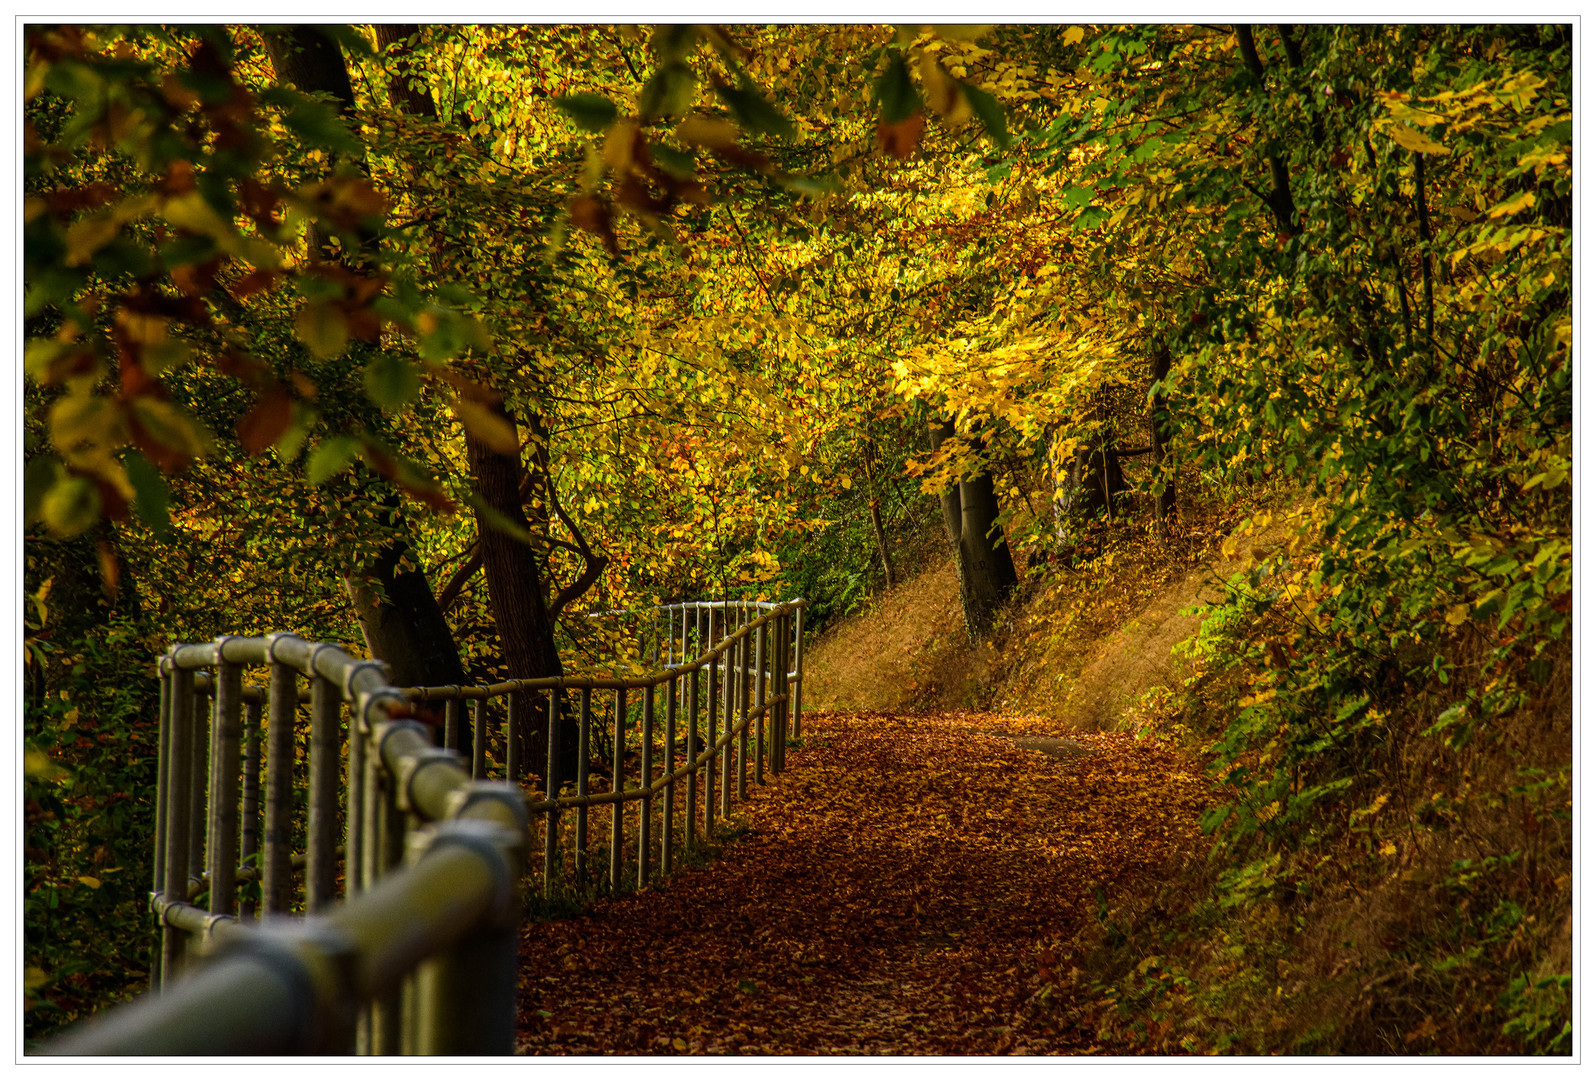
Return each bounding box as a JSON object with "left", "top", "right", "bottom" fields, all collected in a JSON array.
[
  {"left": 43, "top": 598, "right": 806, "bottom": 1056},
  {"left": 395, "top": 598, "right": 806, "bottom": 896},
  {"left": 45, "top": 635, "right": 528, "bottom": 1055}
]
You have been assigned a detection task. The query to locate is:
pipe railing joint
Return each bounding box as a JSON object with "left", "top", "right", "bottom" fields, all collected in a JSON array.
[
  {"left": 408, "top": 819, "right": 521, "bottom": 929},
  {"left": 395, "top": 746, "right": 464, "bottom": 816}
]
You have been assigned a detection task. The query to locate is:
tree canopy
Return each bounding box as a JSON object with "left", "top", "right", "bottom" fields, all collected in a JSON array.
[{"left": 22, "top": 23, "right": 1571, "bottom": 1044}]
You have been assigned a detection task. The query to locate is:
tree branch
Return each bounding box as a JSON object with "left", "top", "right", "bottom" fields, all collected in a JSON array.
[
  {"left": 1414, "top": 151, "right": 1436, "bottom": 351},
  {"left": 547, "top": 477, "right": 609, "bottom": 621},
  {"left": 436, "top": 541, "right": 481, "bottom": 614}
]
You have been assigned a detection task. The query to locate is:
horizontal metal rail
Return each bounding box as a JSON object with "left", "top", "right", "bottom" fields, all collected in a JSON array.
[
  {"left": 46, "top": 597, "right": 805, "bottom": 1056},
  {"left": 44, "top": 635, "right": 528, "bottom": 1056},
  {"left": 398, "top": 598, "right": 806, "bottom": 897}
]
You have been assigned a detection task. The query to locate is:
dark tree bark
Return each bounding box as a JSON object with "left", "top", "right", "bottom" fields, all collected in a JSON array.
[
  {"left": 1065, "top": 445, "right": 1128, "bottom": 520},
  {"left": 928, "top": 419, "right": 1018, "bottom": 639},
  {"left": 861, "top": 436, "right": 895, "bottom": 590},
  {"left": 263, "top": 25, "right": 465, "bottom": 691},
  {"left": 1150, "top": 343, "right": 1178, "bottom": 535},
  {"left": 342, "top": 499, "right": 465, "bottom": 689},
  {"left": 464, "top": 407, "right": 567, "bottom": 788},
  {"left": 372, "top": 25, "right": 438, "bottom": 118},
  {"left": 376, "top": 27, "right": 601, "bottom": 788}
]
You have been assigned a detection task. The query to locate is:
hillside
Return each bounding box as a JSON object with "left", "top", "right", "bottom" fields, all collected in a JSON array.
[{"left": 801, "top": 500, "right": 1572, "bottom": 1055}]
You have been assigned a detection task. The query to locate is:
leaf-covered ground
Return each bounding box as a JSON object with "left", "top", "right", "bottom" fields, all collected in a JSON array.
[{"left": 515, "top": 709, "right": 1209, "bottom": 1055}]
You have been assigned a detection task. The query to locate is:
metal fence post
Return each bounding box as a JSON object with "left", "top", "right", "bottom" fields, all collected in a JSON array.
[
  {"left": 262, "top": 647, "right": 297, "bottom": 916},
  {"left": 160, "top": 664, "right": 195, "bottom": 986},
  {"left": 472, "top": 699, "right": 487, "bottom": 780},
  {"left": 705, "top": 618, "right": 718, "bottom": 833},
  {"left": 736, "top": 630, "right": 748, "bottom": 802},
  {"left": 188, "top": 686, "right": 209, "bottom": 893},
  {"left": 638, "top": 683, "right": 654, "bottom": 888},
  {"left": 307, "top": 666, "right": 341, "bottom": 912},
  {"left": 240, "top": 696, "right": 261, "bottom": 920},
  {"left": 411, "top": 819, "right": 522, "bottom": 1055},
  {"left": 772, "top": 614, "right": 787, "bottom": 774},
  {"left": 153, "top": 665, "right": 170, "bottom": 912},
  {"left": 506, "top": 690, "right": 522, "bottom": 783},
  {"left": 575, "top": 687, "right": 591, "bottom": 881},
  {"left": 793, "top": 602, "right": 806, "bottom": 740},
  {"left": 663, "top": 673, "right": 677, "bottom": 875},
  {"left": 543, "top": 690, "right": 560, "bottom": 896},
  {"left": 720, "top": 634, "right": 733, "bottom": 820},
  {"left": 685, "top": 663, "right": 699, "bottom": 849},
  {"left": 754, "top": 619, "right": 767, "bottom": 785},
  {"left": 610, "top": 687, "right": 625, "bottom": 892},
  {"left": 210, "top": 645, "right": 244, "bottom": 919},
  {"left": 444, "top": 696, "right": 461, "bottom": 752}
]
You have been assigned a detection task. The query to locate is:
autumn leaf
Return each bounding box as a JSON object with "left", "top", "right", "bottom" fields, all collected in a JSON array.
[
  {"left": 451, "top": 396, "right": 519, "bottom": 454},
  {"left": 1386, "top": 120, "right": 1450, "bottom": 155},
  {"left": 877, "top": 112, "right": 926, "bottom": 160},
  {"left": 235, "top": 386, "right": 295, "bottom": 454}
]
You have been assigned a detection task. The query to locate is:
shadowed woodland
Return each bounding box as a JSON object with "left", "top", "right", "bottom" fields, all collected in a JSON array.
[{"left": 24, "top": 23, "right": 1571, "bottom": 1055}]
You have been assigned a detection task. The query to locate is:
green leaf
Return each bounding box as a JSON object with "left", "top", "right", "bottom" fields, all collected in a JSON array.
[
  {"left": 639, "top": 62, "right": 696, "bottom": 122},
  {"left": 715, "top": 81, "right": 796, "bottom": 141},
  {"left": 23, "top": 456, "right": 62, "bottom": 524},
  {"left": 773, "top": 172, "right": 839, "bottom": 199},
  {"left": 294, "top": 302, "right": 349, "bottom": 359},
  {"left": 874, "top": 53, "right": 921, "bottom": 124},
  {"left": 277, "top": 94, "right": 361, "bottom": 155},
  {"left": 123, "top": 450, "right": 171, "bottom": 540},
  {"left": 306, "top": 435, "right": 361, "bottom": 484},
  {"left": 961, "top": 81, "right": 1011, "bottom": 150},
  {"left": 1333, "top": 694, "right": 1369, "bottom": 724},
  {"left": 650, "top": 24, "right": 699, "bottom": 64},
  {"left": 650, "top": 142, "right": 698, "bottom": 180},
  {"left": 39, "top": 473, "right": 100, "bottom": 537},
  {"left": 364, "top": 354, "right": 421, "bottom": 411},
  {"left": 554, "top": 93, "right": 619, "bottom": 134}
]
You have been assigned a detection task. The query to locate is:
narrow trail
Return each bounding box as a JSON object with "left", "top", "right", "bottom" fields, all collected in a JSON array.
[{"left": 515, "top": 710, "right": 1209, "bottom": 1056}]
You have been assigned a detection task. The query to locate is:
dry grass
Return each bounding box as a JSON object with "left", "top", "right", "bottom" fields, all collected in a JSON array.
[{"left": 805, "top": 491, "right": 1289, "bottom": 734}]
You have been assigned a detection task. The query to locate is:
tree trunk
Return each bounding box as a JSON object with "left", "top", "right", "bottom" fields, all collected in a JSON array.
[
  {"left": 374, "top": 26, "right": 595, "bottom": 789},
  {"left": 928, "top": 418, "right": 1017, "bottom": 639},
  {"left": 464, "top": 405, "right": 576, "bottom": 790},
  {"left": 861, "top": 437, "right": 894, "bottom": 590},
  {"left": 1150, "top": 343, "right": 1177, "bottom": 535},
  {"left": 341, "top": 494, "right": 465, "bottom": 689},
  {"left": 1063, "top": 444, "right": 1127, "bottom": 521},
  {"left": 264, "top": 25, "right": 466, "bottom": 694}
]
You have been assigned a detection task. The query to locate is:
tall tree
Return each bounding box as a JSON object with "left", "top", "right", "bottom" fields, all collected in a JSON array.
[
  {"left": 262, "top": 25, "right": 465, "bottom": 688},
  {"left": 928, "top": 418, "right": 1017, "bottom": 638},
  {"left": 374, "top": 25, "right": 606, "bottom": 785}
]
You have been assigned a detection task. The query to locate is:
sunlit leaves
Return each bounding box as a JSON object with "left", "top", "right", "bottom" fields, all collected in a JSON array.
[{"left": 1385, "top": 120, "right": 1449, "bottom": 155}]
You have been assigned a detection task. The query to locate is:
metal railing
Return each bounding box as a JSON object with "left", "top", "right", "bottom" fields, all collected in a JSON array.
[
  {"left": 408, "top": 598, "right": 806, "bottom": 896},
  {"left": 44, "top": 598, "right": 805, "bottom": 1056},
  {"left": 46, "top": 633, "right": 528, "bottom": 1056}
]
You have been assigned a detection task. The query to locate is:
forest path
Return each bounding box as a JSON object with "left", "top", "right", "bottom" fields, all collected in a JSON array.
[{"left": 514, "top": 710, "right": 1208, "bottom": 1055}]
